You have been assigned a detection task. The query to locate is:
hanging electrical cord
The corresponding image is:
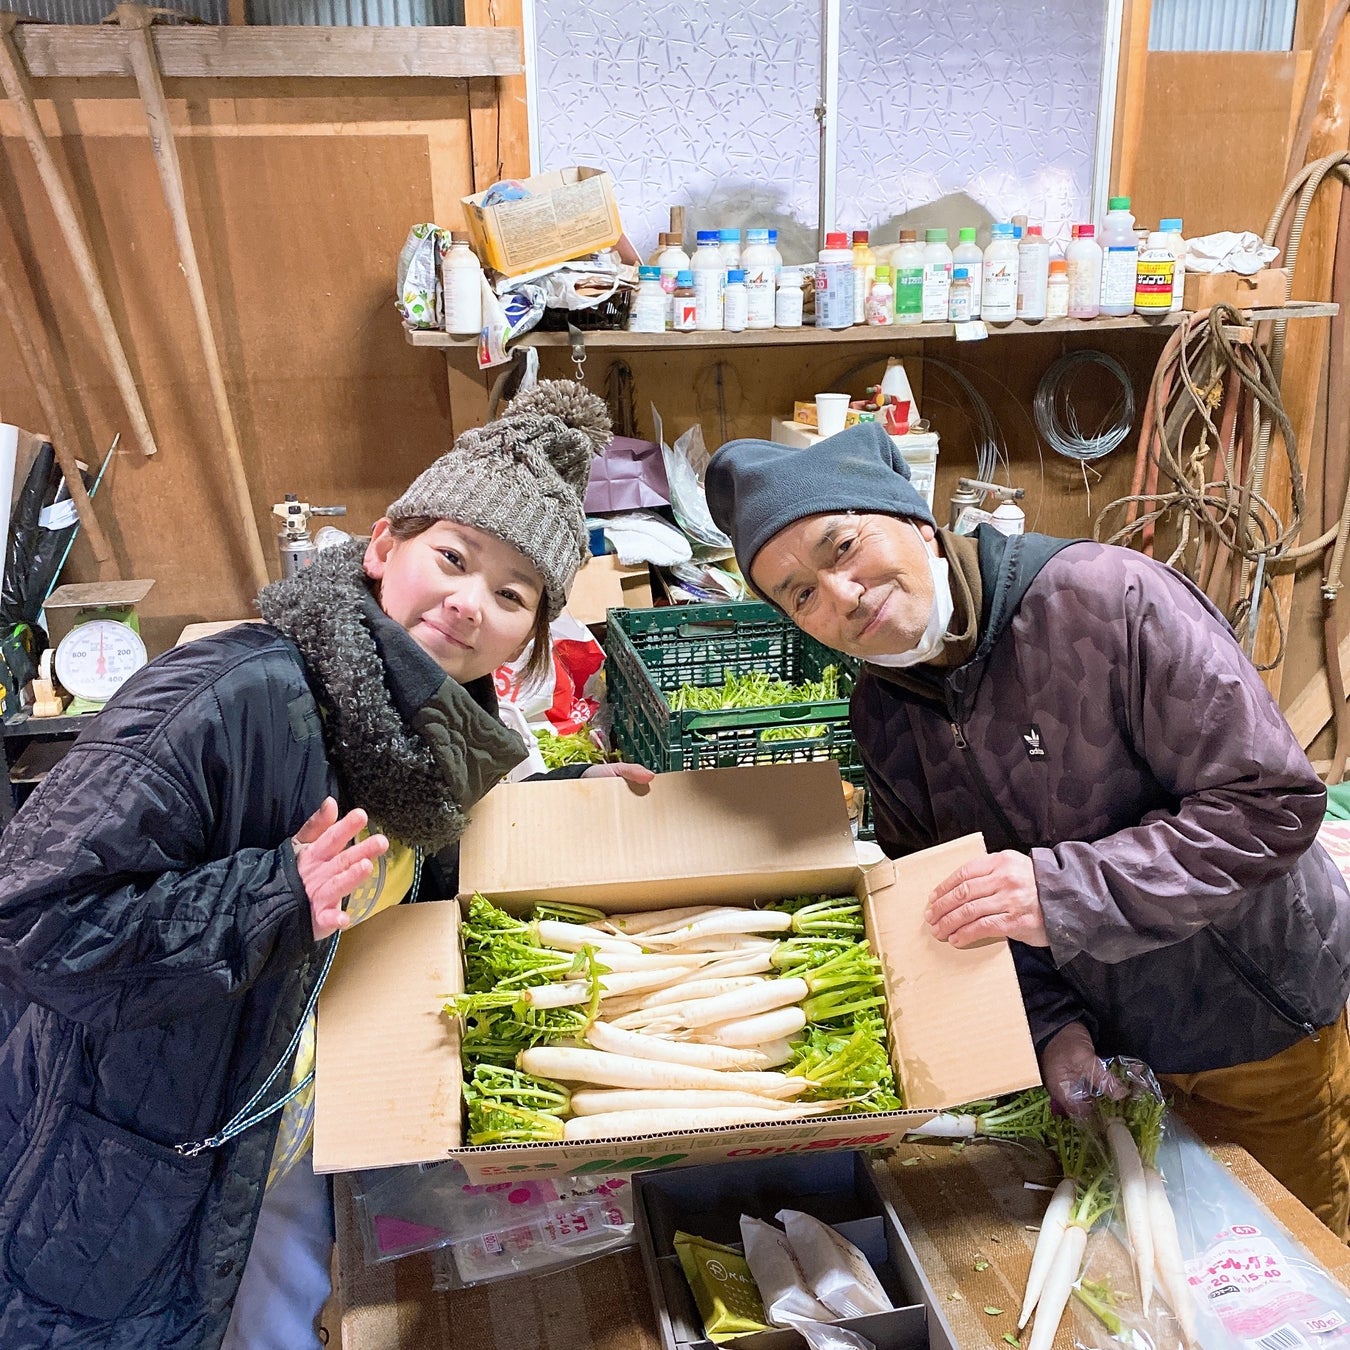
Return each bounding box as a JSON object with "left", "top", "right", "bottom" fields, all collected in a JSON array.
[
  {"left": 1093, "top": 305, "right": 1302, "bottom": 670},
  {"left": 1033, "top": 350, "right": 1135, "bottom": 463}
]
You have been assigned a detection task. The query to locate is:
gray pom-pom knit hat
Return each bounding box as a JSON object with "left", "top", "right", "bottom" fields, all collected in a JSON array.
[{"left": 387, "top": 379, "right": 612, "bottom": 620}]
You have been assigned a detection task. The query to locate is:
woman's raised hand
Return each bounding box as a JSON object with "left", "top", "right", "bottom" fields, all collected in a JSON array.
[{"left": 292, "top": 797, "right": 389, "bottom": 941}]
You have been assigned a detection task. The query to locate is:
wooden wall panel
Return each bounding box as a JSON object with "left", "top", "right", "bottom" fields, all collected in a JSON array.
[
  {"left": 0, "top": 80, "right": 478, "bottom": 652},
  {"left": 1130, "top": 52, "right": 1301, "bottom": 235}
]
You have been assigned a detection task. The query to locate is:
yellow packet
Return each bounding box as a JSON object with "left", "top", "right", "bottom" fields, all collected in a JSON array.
[{"left": 674, "top": 1231, "right": 772, "bottom": 1344}]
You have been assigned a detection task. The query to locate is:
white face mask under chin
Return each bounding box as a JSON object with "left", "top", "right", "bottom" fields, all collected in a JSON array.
[{"left": 866, "top": 525, "right": 954, "bottom": 668}]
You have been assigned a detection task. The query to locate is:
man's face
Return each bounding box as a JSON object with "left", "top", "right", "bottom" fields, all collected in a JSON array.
[{"left": 751, "top": 512, "right": 938, "bottom": 658}]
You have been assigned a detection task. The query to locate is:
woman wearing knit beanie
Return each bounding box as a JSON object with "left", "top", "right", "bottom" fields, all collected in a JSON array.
[{"left": 0, "top": 380, "right": 649, "bottom": 1350}]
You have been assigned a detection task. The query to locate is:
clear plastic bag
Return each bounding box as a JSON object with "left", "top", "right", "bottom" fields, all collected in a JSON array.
[
  {"left": 1069, "top": 1111, "right": 1350, "bottom": 1350},
  {"left": 349, "top": 1160, "right": 636, "bottom": 1287}
]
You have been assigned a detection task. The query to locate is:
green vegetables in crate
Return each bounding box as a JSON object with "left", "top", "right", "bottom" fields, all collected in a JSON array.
[
  {"left": 667, "top": 667, "right": 841, "bottom": 711},
  {"left": 533, "top": 728, "right": 609, "bottom": 769}
]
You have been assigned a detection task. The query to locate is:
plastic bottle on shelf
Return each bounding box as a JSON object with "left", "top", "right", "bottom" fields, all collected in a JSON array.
[
  {"left": 948, "top": 267, "right": 973, "bottom": 322},
  {"left": 629, "top": 265, "right": 667, "bottom": 333},
  {"left": 921, "top": 228, "right": 952, "bottom": 322},
  {"left": 742, "top": 228, "right": 778, "bottom": 330},
  {"left": 657, "top": 233, "right": 691, "bottom": 330},
  {"left": 852, "top": 230, "right": 876, "bottom": 325},
  {"left": 981, "top": 223, "right": 1019, "bottom": 323},
  {"left": 1135, "top": 231, "right": 1176, "bottom": 316},
  {"left": 442, "top": 234, "right": 485, "bottom": 337},
  {"left": 645, "top": 232, "right": 671, "bottom": 266},
  {"left": 953, "top": 227, "right": 983, "bottom": 316},
  {"left": 692, "top": 230, "right": 725, "bottom": 331},
  {"left": 1159, "top": 217, "right": 1187, "bottom": 310},
  {"left": 767, "top": 230, "right": 784, "bottom": 276},
  {"left": 816, "top": 231, "right": 855, "bottom": 329},
  {"left": 1045, "top": 258, "right": 1070, "bottom": 319},
  {"left": 866, "top": 265, "right": 894, "bottom": 325},
  {"left": 1016, "top": 225, "right": 1050, "bottom": 321},
  {"left": 723, "top": 268, "right": 748, "bottom": 332},
  {"left": 719, "top": 228, "right": 742, "bottom": 273},
  {"left": 1099, "top": 196, "right": 1139, "bottom": 317},
  {"left": 775, "top": 266, "right": 804, "bottom": 328},
  {"left": 891, "top": 229, "right": 925, "bottom": 325},
  {"left": 672, "top": 271, "right": 698, "bottom": 331},
  {"left": 1066, "top": 224, "right": 1102, "bottom": 319}
]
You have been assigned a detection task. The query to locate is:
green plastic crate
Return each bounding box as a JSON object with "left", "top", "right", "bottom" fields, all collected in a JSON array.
[{"left": 604, "top": 601, "right": 872, "bottom": 837}]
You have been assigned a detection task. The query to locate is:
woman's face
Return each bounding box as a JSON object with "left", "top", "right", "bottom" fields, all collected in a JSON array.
[{"left": 365, "top": 518, "right": 544, "bottom": 683}]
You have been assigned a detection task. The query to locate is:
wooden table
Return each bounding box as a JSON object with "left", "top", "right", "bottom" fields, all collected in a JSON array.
[{"left": 333, "top": 1138, "right": 1349, "bottom": 1350}]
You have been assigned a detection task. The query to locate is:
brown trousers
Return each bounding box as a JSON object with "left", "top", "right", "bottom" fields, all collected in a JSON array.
[{"left": 1161, "top": 1011, "right": 1350, "bottom": 1241}]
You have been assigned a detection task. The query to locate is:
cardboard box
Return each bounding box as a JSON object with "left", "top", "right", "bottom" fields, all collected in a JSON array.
[
  {"left": 792, "top": 402, "right": 890, "bottom": 432},
  {"left": 462, "top": 166, "right": 624, "bottom": 277},
  {"left": 313, "top": 761, "right": 1040, "bottom": 1181},
  {"left": 634, "top": 1152, "right": 958, "bottom": 1350},
  {"left": 566, "top": 555, "right": 654, "bottom": 627},
  {"left": 1182, "top": 266, "right": 1288, "bottom": 312}
]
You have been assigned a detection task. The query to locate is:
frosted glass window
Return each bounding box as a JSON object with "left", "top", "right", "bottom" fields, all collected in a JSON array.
[
  {"left": 532, "top": 0, "right": 822, "bottom": 260},
  {"left": 834, "top": 0, "right": 1109, "bottom": 244},
  {"left": 1149, "top": 0, "right": 1295, "bottom": 52}
]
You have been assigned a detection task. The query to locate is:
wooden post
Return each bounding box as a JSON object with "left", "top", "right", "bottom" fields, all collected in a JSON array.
[
  {"left": 0, "top": 12, "right": 159, "bottom": 459},
  {"left": 1252, "top": 20, "right": 1350, "bottom": 692},
  {"left": 1111, "top": 0, "right": 1153, "bottom": 200},
  {"left": 463, "top": 0, "right": 530, "bottom": 190},
  {"left": 0, "top": 257, "right": 114, "bottom": 563},
  {"left": 115, "top": 3, "right": 271, "bottom": 593}
]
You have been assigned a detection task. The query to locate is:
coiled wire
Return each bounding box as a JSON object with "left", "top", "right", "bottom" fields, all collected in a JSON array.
[{"left": 1033, "top": 350, "right": 1135, "bottom": 462}]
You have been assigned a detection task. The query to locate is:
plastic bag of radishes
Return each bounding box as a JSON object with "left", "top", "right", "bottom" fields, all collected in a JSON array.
[{"left": 1024, "top": 1059, "right": 1350, "bottom": 1350}]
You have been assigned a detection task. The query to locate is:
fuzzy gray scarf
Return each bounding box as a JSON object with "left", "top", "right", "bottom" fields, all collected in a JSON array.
[{"left": 256, "top": 541, "right": 525, "bottom": 852}]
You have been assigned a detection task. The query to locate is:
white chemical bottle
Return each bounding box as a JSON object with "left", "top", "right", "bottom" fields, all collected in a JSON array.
[
  {"left": 775, "top": 266, "right": 804, "bottom": 328},
  {"left": 718, "top": 228, "right": 742, "bottom": 273},
  {"left": 1099, "top": 196, "right": 1138, "bottom": 317},
  {"left": 865, "top": 265, "right": 894, "bottom": 325},
  {"left": 816, "top": 231, "right": 855, "bottom": 329},
  {"left": 692, "top": 230, "right": 725, "bottom": 331},
  {"left": 723, "top": 268, "right": 748, "bottom": 332},
  {"left": 628, "top": 265, "right": 667, "bottom": 333},
  {"left": 921, "top": 229, "right": 952, "bottom": 322},
  {"left": 953, "top": 227, "right": 983, "bottom": 316},
  {"left": 948, "top": 267, "right": 973, "bottom": 322},
  {"left": 1159, "top": 216, "right": 1186, "bottom": 310},
  {"left": 442, "top": 235, "right": 484, "bottom": 337},
  {"left": 981, "top": 223, "right": 1019, "bottom": 322},
  {"left": 1016, "top": 225, "right": 1050, "bottom": 321},
  {"left": 742, "top": 228, "right": 778, "bottom": 330},
  {"left": 1135, "top": 231, "right": 1176, "bottom": 316},
  {"left": 891, "top": 229, "right": 925, "bottom": 325},
  {"left": 657, "top": 235, "right": 691, "bottom": 330},
  {"left": 851, "top": 230, "right": 876, "bottom": 326},
  {"left": 1066, "top": 223, "right": 1102, "bottom": 319}
]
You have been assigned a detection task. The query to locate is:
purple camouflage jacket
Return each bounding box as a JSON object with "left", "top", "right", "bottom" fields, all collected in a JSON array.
[{"left": 852, "top": 528, "right": 1350, "bottom": 1075}]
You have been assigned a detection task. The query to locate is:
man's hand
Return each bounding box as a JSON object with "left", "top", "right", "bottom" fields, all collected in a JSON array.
[
  {"left": 292, "top": 797, "right": 389, "bottom": 941},
  {"left": 1040, "top": 1021, "right": 1127, "bottom": 1118},
  {"left": 925, "top": 850, "right": 1049, "bottom": 948},
  {"left": 581, "top": 763, "right": 656, "bottom": 785}
]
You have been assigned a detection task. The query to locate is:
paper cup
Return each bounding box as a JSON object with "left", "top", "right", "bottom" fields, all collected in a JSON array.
[{"left": 814, "top": 393, "right": 851, "bottom": 438}]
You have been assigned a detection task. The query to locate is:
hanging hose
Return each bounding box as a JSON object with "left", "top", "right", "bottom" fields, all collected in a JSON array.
[{"left": 1094, "top": 305, "right": 1302, "bottom": 668}]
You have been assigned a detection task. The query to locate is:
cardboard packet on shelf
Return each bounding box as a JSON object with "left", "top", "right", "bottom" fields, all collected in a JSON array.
[
  {"left": 674, "top": 1231, "right": 772, "bottom": 1344},
  {"left": 396, "top": 223, "right": 443, "bottom": 329}
]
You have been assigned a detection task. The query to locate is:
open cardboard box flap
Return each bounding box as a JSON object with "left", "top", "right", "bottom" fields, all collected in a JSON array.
[
  {"left": 458, "top": 760, "right": 861, "bottom": 910},
  {"left": 314, "top": 764, "right": 1040, "bottom": 1176}
]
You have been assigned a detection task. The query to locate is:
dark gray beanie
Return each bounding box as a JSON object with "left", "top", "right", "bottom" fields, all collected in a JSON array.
[
  {"left": 387, "top": 380, "right": 611, "bottom": 620},
  {"left": 706, "top": 421, "right": 937, "bottom": 589}
]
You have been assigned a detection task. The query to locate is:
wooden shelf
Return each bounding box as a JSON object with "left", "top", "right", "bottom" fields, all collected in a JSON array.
[{"left": 404, "top": 302, "right": 1338, "bottom": 352}]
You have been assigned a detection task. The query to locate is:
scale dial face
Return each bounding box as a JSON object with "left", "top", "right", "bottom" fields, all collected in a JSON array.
[{"left": 53, "top": 620, "right": 148, "bottom": 703}]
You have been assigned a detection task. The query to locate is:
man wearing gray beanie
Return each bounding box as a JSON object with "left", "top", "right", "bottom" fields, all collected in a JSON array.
[{"left": 707, "top": 420, "right": 1350, "bottom": 1235}]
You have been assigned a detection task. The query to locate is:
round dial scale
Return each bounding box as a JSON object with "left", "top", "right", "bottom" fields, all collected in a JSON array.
[{"left": 53, "top": 619, "right": 147, "bottom": 704}]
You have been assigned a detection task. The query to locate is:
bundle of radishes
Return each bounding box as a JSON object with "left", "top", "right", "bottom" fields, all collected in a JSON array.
[
  {"left": 1020, "top": 1080, "right": 1198, "bottom": 1350},
  {"left": 445, "top": 895, "right": 902, "bottom": 1145}
]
